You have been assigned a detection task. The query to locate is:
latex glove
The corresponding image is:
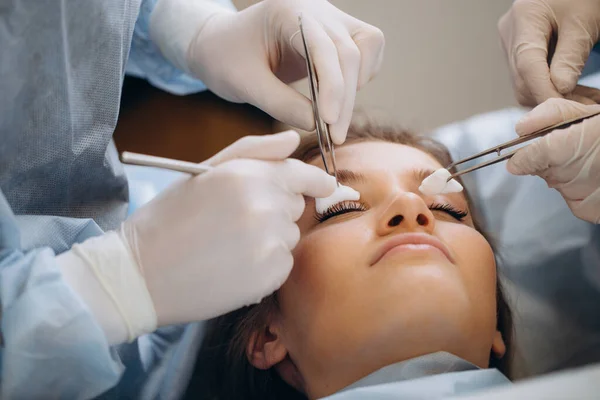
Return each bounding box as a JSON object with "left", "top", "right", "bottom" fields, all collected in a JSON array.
[
  {"left": 507, "top": 98, "right": 600, "bottom": 223},
  {"left": 149, "top": 0, "right": 385, "bottom": 145},
  {"left": 57, "top": 131, "right": 336, "bottom": 344},
  {"left": 498, "top": 0, "right": 600, "bottom": 107}
]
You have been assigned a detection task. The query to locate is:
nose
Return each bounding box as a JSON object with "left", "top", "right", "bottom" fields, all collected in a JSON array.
[{"left": 376, "top": 192, "right": 436, "bottom": 236}]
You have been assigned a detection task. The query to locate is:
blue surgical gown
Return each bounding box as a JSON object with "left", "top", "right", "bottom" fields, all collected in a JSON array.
[{"left": 0, "top": 0, "right": 233, "bottom": 398}]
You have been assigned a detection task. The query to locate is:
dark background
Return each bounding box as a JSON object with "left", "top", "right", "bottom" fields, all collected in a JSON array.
[{"left": 114, "top": 77, "right": 275, "bottom": 162}]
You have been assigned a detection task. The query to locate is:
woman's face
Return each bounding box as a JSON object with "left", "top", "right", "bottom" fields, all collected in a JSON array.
[{"left": 255, "top": 141, "right": 503, "bottom": 398}]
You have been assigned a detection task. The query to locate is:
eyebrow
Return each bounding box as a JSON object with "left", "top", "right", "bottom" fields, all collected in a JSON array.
[
  {"left": 413, "top": 168, "right": 438, "bottom": 184},
  {"left": 336, "top": 169, "right": 367, "bottom": 186}
]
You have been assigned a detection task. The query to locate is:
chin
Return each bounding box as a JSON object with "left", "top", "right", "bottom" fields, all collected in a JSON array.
[
  {"left": 365, "top": 273, "right": 477, "bottom": 340},
  {"left": 376, "top": 260, "right": 467, "bottom": 294}
]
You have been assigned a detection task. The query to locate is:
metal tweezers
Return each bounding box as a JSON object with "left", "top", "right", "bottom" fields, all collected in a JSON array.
[
  {"left": 298, "top": 15, "right": 339, "bottom": 185},
  {"left": 447, "top": 110, "right": 600, "bottom": 180}
]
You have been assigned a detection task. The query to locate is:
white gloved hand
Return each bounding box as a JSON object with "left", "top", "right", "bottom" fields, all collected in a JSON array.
[
  {"left": 149, "top": 0, "right": 385, "bottom": 145},
  {"left": 58, "top": 131, "right": 336, "bottom": 344},
  {"left": 507, "top": 98, "right": 600, "bottom": 223},
  {"left": 498, "top": 0, "right": 600, "bottom": 107}
]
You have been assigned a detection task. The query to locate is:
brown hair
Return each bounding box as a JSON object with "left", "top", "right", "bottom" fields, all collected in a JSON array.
[{"left": 184, "top": 118, "right": 513, "bottom": 400}]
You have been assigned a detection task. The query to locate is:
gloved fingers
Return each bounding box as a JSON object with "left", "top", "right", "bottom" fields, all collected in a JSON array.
[
  {"left": 326, "top": 24, "right": 361, "bottom": 145},
  {"left": 566, "top": 198, "right": 598, "bottom": 224},
  {"left": 271, "top": 189, "right": 307, "bottom": 224},
  {"left": 550, "top": 20, "right": 598, "bottom": 95},
  {"left": 275, "top": 158, "right": 337, "bottom": 198},
  {"left": 349, "top": 19, "right": 385, "bottom": 90},
  {"left": 550, "top": 168, "right": 595, "bottom": 203},
  {"left": 506, "top": 134, "right": 553, "bottom": 176},
  {"left": 203, "top": 130, "right": 300, "bottom": 166},
  {"left": 281, "top": 221, "right": 301, "bottom": 251},
  {"left": 514, "top": 41, "right": 563, "bottom": 106},
  {"left": 498, "top": 13, "right": 535, "bottom": 107},
  {"left": 294, "top": 15, "right": 345, "bottom": 126},
  {"left": 264, "top": 244, "right": 295, "bottom": 294},
  {"left": 515, "top": 98, "right": 600, "bottom": 136},
  {"left": 508, "top": 115, "right": 597, "bottom": 175},
  {"left": 511, "top": 73, "right": 538, "bottom": 108},
  {"left": 569, "top": 85, "right": 600, "bottom": 105},
  {"left": 568, "top": 187, "right": 600, "bottom": 224},
  {"left": 499, "top": 7, "right": 563, "bottom": 106},
  {"left": 247, "top": 67, "right": 317, "bottom": 131},
  {"left": 567, "top": 93, "right": 600, "bottom": 106},
  {"left": 287, "top": 193, "right": 307, "bottom": 223}
]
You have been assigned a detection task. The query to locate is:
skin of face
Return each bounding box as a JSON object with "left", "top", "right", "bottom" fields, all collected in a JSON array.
[{"left": 248, "top": 141, "right": 505, "bottom": 399}]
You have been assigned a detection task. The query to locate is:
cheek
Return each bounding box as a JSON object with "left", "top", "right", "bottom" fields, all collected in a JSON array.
[
  {"left": 277, "top": 219, "right": 374, "bottom": 358},
  {"left": 279, "top": 220, "right": 371, "bottom": 311},
  {"left": 440, "top": 225, "right": 497, "bottom": 309}
]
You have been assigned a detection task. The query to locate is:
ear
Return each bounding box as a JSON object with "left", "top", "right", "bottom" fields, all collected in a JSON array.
[
  {"left": 246, "top": 324, "right": 288, "bottom": 370},
  {"left": 247, "top": 323, "right": 305, "bottom": 391},
  {"left": 491, "top": 330, "right": 506, "bottom": 359}
]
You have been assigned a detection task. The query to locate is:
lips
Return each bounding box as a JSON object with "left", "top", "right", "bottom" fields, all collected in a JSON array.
[{"left": 370, "top": 233, "right": 454, "bottom": 266}]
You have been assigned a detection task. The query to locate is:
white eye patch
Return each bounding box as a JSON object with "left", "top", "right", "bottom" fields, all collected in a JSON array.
[
  {"left": 315, "top": 184, "right": 361, "bottom": 213},
  {"left": 419, "top": 168, "right": 463, "bottom": 196}
]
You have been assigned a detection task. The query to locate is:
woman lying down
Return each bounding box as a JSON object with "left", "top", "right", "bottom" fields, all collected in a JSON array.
[{"left": 183, "top": 119, "right": 513, "bottom": 399}]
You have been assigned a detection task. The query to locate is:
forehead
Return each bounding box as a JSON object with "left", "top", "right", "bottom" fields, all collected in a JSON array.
[{"left": 309, "top": 141, "right": 445, "bottom": 173}]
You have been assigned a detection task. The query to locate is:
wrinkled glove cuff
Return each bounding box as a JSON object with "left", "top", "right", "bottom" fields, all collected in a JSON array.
[{"left": 58, "top": 231, "right": 157, "bottom": 343}]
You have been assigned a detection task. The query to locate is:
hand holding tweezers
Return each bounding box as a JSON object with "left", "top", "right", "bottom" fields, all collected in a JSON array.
[{"left": 447, "top": 109, "right": 600, "bottom": 180}]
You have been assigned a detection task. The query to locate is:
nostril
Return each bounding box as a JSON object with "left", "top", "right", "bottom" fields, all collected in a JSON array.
[
  {"left": 388, "top": 215, "right": 404, "bottom": 227},
  {"left": 416, "top": 213, "right": 428, "bottom": 226}
]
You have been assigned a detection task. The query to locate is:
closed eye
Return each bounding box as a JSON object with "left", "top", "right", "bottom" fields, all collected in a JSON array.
[
  {"left": 314, "top": 201, "right": 368, "bottom": 223},
  {"left": 429, "top": 203, "right": 468, "bottom": 221}
]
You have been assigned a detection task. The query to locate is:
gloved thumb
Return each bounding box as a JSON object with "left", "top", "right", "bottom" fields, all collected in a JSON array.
[
  {"left": 506, "top": 134, "right": 552, "bottom": 176},
  {"left": 515, "top": 98, "right": 600, "bottom": 136},
  {"left": 550, "top": 22, "right": 597, "bottom": 95},
  {"left": 204, "top": 130, "right": 301, "bottom": 166},
  {"left": 245, "top": 68, "right": 316, "bottom": 132}
]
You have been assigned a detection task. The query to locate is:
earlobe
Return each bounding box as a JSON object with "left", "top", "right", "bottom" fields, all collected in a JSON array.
[
  {"left": 491, "top": 330, "right": 506, "bottom": 359},
  {"left": 247, "top": 325, "right": 288, "bottom": 370}
]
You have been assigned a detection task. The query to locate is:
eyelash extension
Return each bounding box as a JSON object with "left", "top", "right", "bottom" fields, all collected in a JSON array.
[
  {"left": 314, "top": 201, "right": 368, "bottom": 223},
  {"left": 429, "top": 203, "right": 468, "bottom": 221}
]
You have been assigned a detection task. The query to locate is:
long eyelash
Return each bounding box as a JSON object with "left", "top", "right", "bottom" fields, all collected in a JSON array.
[
  {"left": 314, "top": 201, "right": 368, "bottom": 223},
  {"left": 429, "top": 203, "right": 468, "bottom": 221}
]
